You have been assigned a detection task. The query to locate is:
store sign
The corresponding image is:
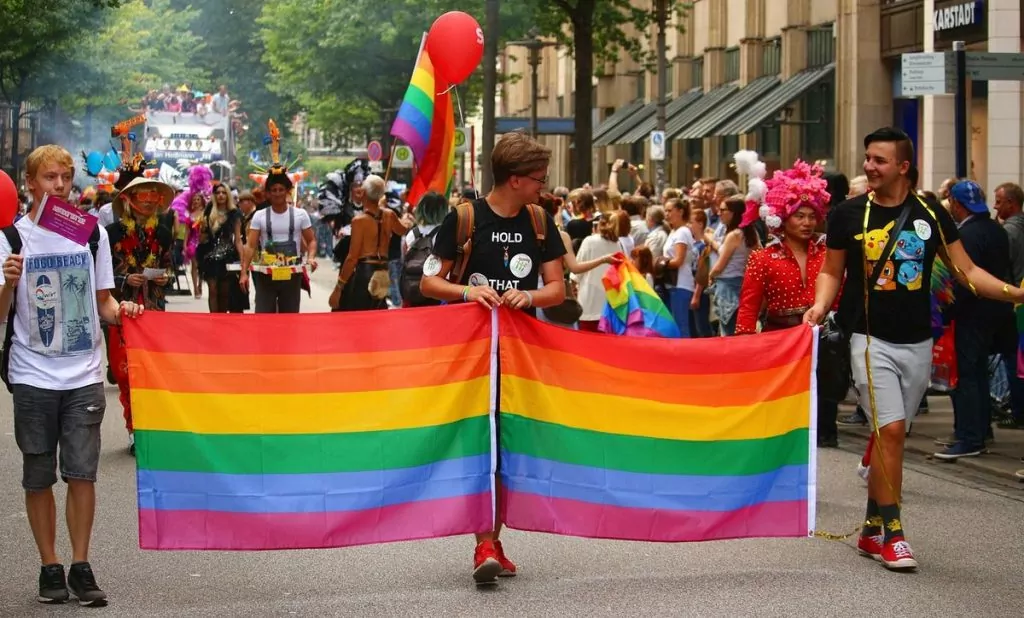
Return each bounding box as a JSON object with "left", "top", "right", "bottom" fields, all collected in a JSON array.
[{"left": 934, "top": 1, "right": 982, "bottom": 32}]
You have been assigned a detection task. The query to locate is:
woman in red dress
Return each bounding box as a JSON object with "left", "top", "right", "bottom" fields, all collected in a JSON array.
[{"left": 732, "top": 154, "right": 836, "bottom": 445}]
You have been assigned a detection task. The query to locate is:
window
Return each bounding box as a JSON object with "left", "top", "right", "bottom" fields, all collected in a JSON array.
[
  {"left": 763, "top": 38, "right": 782, "bottom": 76},
  {"left": 801, "top": 79, "right": 835, "bottom": 160},
  {"left": 759, "top": 125, "right": 781, "bottom": 156},
  {"left": 664, "top": 64, "right": 674, "bottom": 95},
  {"left": 636, "top": 72, "right": 647, "bottom": 100},
  {"left": 807, "top": 26, "right": 835, "bottom": 68},
  {"left": 692, "top": 57, "right": 704, "bottom": 90},
  {"left": 557, "top": 95, "right": 565, "bottom": 117},
  {"left": 725, "top": 48, "right": 740, "bottom": 83},
  {"left": 721, "top": 135, "right": 739, "bottom": 159},
  {"left": 685, "top": 139, "right": 703, "bottom": 183}
]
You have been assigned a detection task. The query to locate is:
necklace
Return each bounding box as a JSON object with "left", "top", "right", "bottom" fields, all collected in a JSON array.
[
  {"left": 117, "top": 213, "right": 161, "bottom": 270},
  {"left": 503, "top": 245, "right": 509, "bottom": 268}
]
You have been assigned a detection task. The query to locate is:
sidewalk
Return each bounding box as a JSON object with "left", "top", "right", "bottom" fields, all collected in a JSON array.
[
  {"left": 162, "top": 262, "right": 339, "bottom": 314},
  {"left": 837, "top": 396, "right": 1024, "bottom": 483}
]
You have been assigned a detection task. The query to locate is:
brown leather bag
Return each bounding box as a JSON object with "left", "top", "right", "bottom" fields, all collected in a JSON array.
[
  {"left": 694, "top": 244, "right": 712, "bottom": 288},
  {"left": 449, "top": 201, "right": 548, "bottom": 284}
]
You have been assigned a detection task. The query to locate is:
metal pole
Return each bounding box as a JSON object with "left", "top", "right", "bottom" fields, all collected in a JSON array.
[
  {"left": 954, "top": 40, "right": 968, "bottom": 179},
  {"left": 654, "top": 0, "right": 668, "bottom": 197},
  {"left": 481, "top": 0, "right": 499, "bottom": 193},
  {"left": 530, "top": 43, "right": 540, "bottom": 139}
]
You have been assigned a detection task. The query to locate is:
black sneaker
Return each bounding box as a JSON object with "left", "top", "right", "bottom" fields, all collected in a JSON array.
[
  {"left": 838, "top": 411, "right": 867, "bottom": 426},
  {"left": 38, "top": 563, "right": 69, "bottom": 604},
  {"left": 67, "top": 562, "right": 107, "bottom": 607}
]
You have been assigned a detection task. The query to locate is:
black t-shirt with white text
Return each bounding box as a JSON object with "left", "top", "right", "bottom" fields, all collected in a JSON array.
[
  {"left": 827, "top": 192, "right": 959, "bottom": 344},
  {"left": 431, "top": 198, "right": 566, "bottom": 297}
]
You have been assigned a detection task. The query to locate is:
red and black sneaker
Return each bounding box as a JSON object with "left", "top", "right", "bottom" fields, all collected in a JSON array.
[
  {"left": 856, "top": 534, "right": 884, "bottom": 561},
  {"left": 494, "top": 540, "right": 517, "bottom": 577},
  {"left": 880, "top": 537, "right": 918, "bottom": 571},
  {"left": 472, "top": 540, "right": 502, "bottom": 584}
]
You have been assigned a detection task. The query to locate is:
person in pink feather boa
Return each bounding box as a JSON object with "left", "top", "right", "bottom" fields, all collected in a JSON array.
[{"left": 170, "top": 165, "right": 213, "bottom": 298}]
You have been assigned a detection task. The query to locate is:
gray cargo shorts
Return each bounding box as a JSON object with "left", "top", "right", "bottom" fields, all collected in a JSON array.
[
  {"left": 13, "top": 383, "right": 105, "bottom": 490},
  {"left": 850, "top": 334, "right": 932, "bottom": 431}
]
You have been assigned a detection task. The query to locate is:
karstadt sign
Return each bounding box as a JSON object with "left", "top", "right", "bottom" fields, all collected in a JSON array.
[{"left": 934, "top": 1, "right": 982, "bottom": 32}]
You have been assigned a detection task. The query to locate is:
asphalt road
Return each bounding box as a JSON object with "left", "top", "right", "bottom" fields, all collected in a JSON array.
[{"left": 2, "top": 270, "right": 1023, "bottom": 616}]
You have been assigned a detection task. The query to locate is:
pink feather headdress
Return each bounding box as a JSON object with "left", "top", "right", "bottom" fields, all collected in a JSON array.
[
  {"left": 732, "top": 150, "right": 767, "bottom": 229},
  {"left": 760, "top": 160, "right": 830, "bottom": 230},
  {"left": 169, "top": 165, "right": 214, "bottom": 221}
]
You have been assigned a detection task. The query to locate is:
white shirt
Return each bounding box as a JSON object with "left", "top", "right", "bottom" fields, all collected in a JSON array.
[
  {"left": 97, "top": 203, "right": 115, "bottom": 228},
  {"left": 211, "top": 93, "right": 229, "bottom": 114},
  {"left": 617, "top": 236, "right": 635, "bottom": 256},
  {"left": 249, "top": 206, "right": 312, "bottom": 249},
  {"left": 0, "top": 217, "right": 115, "bottom": 390},
  {"left": 574, "top": 235, "right": 619, "bottom": 321},
  {"left": 645, "top": 227, "right": 668, "bottom": 259},
  {"left": 404, "top": 224, "right": 440, "bottom": 251},
  {"left": 666, "top": 226, "right": 696, "bottom": 291}
]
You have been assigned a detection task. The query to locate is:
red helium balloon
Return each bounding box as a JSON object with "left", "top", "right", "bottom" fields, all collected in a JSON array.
[
  {"left": 425, "top": 11, "right": 484, "bottom": 86},
  {"left": 0, "top": 170, "right": 18, "bottom": 228}
]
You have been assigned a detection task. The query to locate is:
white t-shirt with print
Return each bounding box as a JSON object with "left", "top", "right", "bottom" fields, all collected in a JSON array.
[
  {"left": 0, "top": 216, "right": 115, "bottom": 390},
  {"left": 666, "top": 225, "right": 696, "bottom": 291},
  {"left": 249, "top": 207, "right": 312, "bottom": 249}
]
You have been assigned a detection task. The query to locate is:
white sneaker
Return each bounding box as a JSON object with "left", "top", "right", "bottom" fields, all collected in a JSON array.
[
  {"left": 857, "top": 462, "right": 870, "bottom": 482},
  {"left": 128, "top": 433, "right": 136, "bottom": 456}
]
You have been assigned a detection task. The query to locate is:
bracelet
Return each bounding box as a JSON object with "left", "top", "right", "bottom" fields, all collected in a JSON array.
[
  {"left": 337, "top": 278, "right": 347, "bottom": 287},
  {"left": 462, "top": 286, "right": 470, "bottom": 302},
  {"left": 1003, "top": 283, "right": 1012, "bottom": 298},
  {"left": 523, "top": 290, "right": 534, "bottom": 307}
]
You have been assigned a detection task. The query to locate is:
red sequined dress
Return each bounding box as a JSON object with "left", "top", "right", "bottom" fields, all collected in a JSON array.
[{"left": 736, "top": 235, "right": 827, "bottom": 334}]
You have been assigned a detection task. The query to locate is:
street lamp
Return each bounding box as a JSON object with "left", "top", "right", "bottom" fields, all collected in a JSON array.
[{"left": 505, "top": 35, "right": 558, "bottom": 139}]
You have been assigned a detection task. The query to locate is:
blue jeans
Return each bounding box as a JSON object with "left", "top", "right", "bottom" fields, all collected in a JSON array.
[
  {"left": 690, "top": 291, "right": 712, "bottom": 338},
  {"left": 669, "top": 288, "right": 693, "bottom": 338},
  {"left": 951, "top": 319, "right": 996, "bottom": 448},
  {"left": 388, "top": 259, "right": 403, "bottom": 307},
  {"left": 713, "top": 276, "right": 743, "bottom": 336}
]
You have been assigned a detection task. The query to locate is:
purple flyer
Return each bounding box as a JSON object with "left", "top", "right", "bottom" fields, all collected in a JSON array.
[{"left": 36, "top": 195, "right": 98, "bottom": 246}]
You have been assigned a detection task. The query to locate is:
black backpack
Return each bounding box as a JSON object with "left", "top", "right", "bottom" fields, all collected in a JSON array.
[
  {"left": 400, "top": 227, "right": 441, "bottom": 307},
  {"left": 1, "top": 224, "right": 102, "bottom": 393}
]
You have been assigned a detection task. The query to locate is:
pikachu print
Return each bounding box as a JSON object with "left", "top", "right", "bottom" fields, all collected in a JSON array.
[{"left": 855, "top": 220, "right": 896, "bottom": 262}]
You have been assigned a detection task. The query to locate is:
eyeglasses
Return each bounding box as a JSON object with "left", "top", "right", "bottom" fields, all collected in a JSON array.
[{"left": 522, "top": 174, "right": 548, "bottom": 185}]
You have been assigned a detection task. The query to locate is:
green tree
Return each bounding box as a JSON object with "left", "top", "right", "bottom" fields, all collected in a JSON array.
[
  {"left": 0, "top": 0, "right": 123, "bottom": 174},
  {"left": 528, "top": 0, "right": 689, "bottom": 186}
]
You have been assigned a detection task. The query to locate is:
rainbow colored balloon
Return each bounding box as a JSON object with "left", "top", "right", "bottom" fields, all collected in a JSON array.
[{"left": 598, "top": 256, "right": 680, "bottom": 338}]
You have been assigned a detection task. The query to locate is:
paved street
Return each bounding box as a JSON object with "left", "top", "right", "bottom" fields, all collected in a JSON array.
[{"left": 2, "top": 267, "right": 1024, "bottom": 616}]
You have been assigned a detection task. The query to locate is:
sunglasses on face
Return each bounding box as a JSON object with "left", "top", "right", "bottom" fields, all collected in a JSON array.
[{"left": 131, "top": 190, "right": 163, "bottom": 203}]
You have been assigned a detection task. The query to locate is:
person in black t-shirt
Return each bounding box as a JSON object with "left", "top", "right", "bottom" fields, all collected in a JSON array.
[
  {"left": 806, "top": 127, "right": 1024, "bottom": 573},
  {"left": 420, "top": 131, "right": 566, "bottom": 586}
]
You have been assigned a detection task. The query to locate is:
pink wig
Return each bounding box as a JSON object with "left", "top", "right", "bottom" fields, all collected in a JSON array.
[
  {"left": 169, "top": 165, "right": 214, "bottom": 222},
  {"left": 760, "top": 160, "right": 830, "bottom": 230}
]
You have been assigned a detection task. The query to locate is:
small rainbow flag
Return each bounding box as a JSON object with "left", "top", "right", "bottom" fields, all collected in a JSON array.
[
  {"left": 390, "top": 34, "right": 456, "bottom": 208},
  {"left": 598, "top": 255, "right": 680, "bottom": 338},
  {"left": 498, "top": 310, "right": 816, "bottom": 542},
  {"left": 124, "top": 306, "right": 494, "bottom": 550},
  {"left": 390, "top": 35, "right": 436, "bottom": 164}
]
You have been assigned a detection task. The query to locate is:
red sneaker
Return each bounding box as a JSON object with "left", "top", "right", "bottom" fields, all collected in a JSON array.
[
  {"left": 880, "top": 537, "right": 918, "bottom": 571},
  {"left": 494, "top": 540, "right": 517, "bottom": 577},
  {"left": 472, "top": 540, "right": 502, "bottom": 583},
  {"left": 856, "top": 534, "right": 883, "bottom": 561}
]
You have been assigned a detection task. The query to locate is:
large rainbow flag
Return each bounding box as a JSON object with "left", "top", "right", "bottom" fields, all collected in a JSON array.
[
  {"left": 498, "top": 310, "right": 816, "bottom": 542},
  {"left": 390, "top": 34, "right": 456, "bottom": 207},
  {"left": 124, "top": 305, "right": 495, "bottom": 550},
  {"left": 599, "top": 255, "right": 679, "bottom": 338}
]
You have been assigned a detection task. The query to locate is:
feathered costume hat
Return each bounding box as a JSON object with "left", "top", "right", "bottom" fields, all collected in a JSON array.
[
  {"left": 169, "top": 165, "right": 213, "bottom": 223},
  {"left": 257, "top": 120, "right": 295, "bottom": 191},
  {"left": 734, "top": 151, "right": 830, "bottom": 232}
]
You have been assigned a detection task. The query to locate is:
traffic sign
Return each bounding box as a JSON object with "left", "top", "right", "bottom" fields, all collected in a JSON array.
[
  {"left": 391, "top": 145, "right": 414, "bottom": 169},
  {"left": 965, "top": 52, "right": 1024, "bottom": 81},
  {"left": 454, "top": 127, "right": 468, "bottom": 154},
  {"left": 649, "top": 131, "right": 666, "bottom": 161},
  {"left": 366, "top": 140, "right": 383, "bottom": 162},
  {"left": 900, "top": 52, "right": 955, "bottom": 96}
]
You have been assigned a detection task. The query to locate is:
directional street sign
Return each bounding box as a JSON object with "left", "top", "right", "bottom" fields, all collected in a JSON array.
[
  {"left": 965, "top": 52, "right": 1024, "bottom": 81},
  {"left": 900, "top": 52, "right": 955, "bottom": 96}
]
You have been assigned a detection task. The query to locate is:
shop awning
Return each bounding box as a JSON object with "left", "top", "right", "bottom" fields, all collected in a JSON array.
[
  {"left": 675, "top": 76, "right": 780, "bottom": 140},
  {"left": 591, "top": 100, "right": 646, "bottom": 142},
  {"left": 594, "top": 102, "right": 657, "bottom": 147},
  {"left": 665, "top": 85, "right": 739, "bottom": 141},
  {"left": 713, "top": 64, "right": 835, "bottom": 137},
  {"left": 618, "top": 88, "right": 703, "bottom": 145}
]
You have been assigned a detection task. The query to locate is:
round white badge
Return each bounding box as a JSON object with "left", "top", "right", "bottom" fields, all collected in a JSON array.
[
  {"left": 422, "top": 254, "right": 442, "bottom": 277},
  {"left": 468, "top": 273, "right": 489, "bottom": 287},
  {"left": 508, "top": 253, "right": 533, "bottom": 278},
  {"left": 913, "top": 219, "right": 932, "bottom": 240}
]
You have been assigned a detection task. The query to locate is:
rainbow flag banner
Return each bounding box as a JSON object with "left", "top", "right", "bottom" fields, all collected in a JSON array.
[
  {"left": 599, "top": 256, "right": 679, "bottom": 338},
  {"left": 390, "top": 34, "right": 435, "bottom": 164},
  {"left": 123, "top": 305, "right": 495, "bottom": 550},
  {"left": 498, "top": 310, "right": 816, "bottom": 542}
]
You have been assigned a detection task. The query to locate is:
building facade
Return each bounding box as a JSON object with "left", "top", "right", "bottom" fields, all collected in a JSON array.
[{"left": 498, "top": 0, "right": 1024, "bottom": 193}]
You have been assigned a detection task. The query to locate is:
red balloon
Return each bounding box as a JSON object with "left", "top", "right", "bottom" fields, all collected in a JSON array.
[
  {"left": 0, "top": 170, "right": 18, "bottom": 228},
  {"left": 425, "top": 11, "right": 484, "bottom": 86}
]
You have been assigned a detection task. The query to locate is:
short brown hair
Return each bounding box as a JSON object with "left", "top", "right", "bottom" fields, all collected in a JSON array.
[
  {"left": 621, "top": 195, "right": 648, "bottom": 217},
  {"left": 570, "top": 189, "right": 595, "bottom": 213},
  {"left": 491, "top": 131, "right": 551, "bottom": 185},
  {"left": 997, "top": 182, "right": 1024, "bottom": 207},
  {"left": 237, "top": 192, "right": 256, "bottom": 204},
  {"left": 25, "top": 145, "right": 74, "bottom": 180}
]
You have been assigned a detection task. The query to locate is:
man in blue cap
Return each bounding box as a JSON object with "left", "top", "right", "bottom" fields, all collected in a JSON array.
[{"left": 935, "top": 180, "right": 1013, "bottom": 460}]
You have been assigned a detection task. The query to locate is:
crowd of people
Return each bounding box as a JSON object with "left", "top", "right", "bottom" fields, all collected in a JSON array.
[{"left": 5, "top": 126, "right": 1024, "bottom": 605}]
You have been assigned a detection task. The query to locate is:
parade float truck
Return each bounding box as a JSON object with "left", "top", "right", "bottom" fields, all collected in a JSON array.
[{"left": 143, "top": 109, "right": 235, "bottom": 169}]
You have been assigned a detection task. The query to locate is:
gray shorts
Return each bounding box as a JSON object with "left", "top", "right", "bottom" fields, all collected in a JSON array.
[
  {"left": 13, "top": 383, "right": 105, "bottom": 490},
  {"left": 850, "top": 334, "right": 932, "bottom": 430}
]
